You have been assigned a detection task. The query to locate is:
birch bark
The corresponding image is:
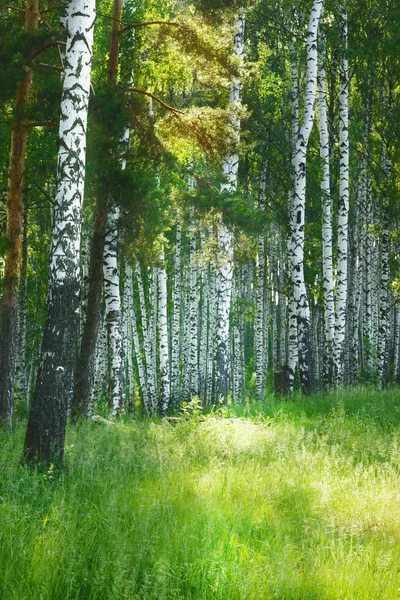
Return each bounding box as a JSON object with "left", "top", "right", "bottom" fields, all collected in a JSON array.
[
  {"left": 214, "top": 14, "right": 245, "bottom": 402},
  {"left": 103, "top": 204, "right": 126, "bottom": 415},
  {"left": 290, "top": 0, "right": 324, "bottom": 393},
  {"left": 334, "top": 8, "right": 349, "bottom": 383},
  {"left": 318, "top": 26, "right": 335, "bottom": 387},
  {"left": 171, "top": 220, "right": 182, "bottom": 408},
  {"left": 24, "top": 0, "right": 95, "bottom": 463},
  {"left": 158, "top": 248, "right": 170, "bottom": 414}
]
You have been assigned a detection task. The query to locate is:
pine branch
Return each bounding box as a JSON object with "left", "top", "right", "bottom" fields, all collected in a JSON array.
[
  {"left": 5, "top": 5, "right": 50, "bottom": 27},
  {"left": 25, "top": 121, "right": 58, "bottom": 128},
  {"left": 5, "top": 5, "right": 25, "bottom": 14},
  {"left": 31, "top": 41, "right": 66, "bottom": 61},
  {"left": 124, "top": 88, "right": 184, "bottom": 116},
  {"left": 32, "top": 62, "right": 64, "bottom": 72}
]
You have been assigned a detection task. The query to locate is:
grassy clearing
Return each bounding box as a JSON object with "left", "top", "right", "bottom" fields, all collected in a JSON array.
[{"left": 1, "top": 387, "right": 400, "bottom": 599}]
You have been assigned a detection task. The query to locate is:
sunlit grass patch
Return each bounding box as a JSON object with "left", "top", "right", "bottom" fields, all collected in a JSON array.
[{"left": 1, "top": 388, "right": 400, "bottom": 598}]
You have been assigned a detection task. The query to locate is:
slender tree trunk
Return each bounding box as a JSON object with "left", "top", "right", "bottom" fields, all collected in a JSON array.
[
  {"left": 125, "top": 266, "right": 151, "bottom": 414},
  {"left": 293, "top": 0, "right": 323, "bottom": 393},
  {"left": 71, "top": 194, "right": 108, "bottom": 420},
  {"left": 136, "top": 263, "right": 157, "bottom": 411},
  {"left": 71, "top": 0, "right": 124, "bottom": 421},
  {"left": 188, "top": 204, "right": 199, "bottom": 398},
  {"left": 214, "top": 14, "right": 245, "bottom": 402},
  {"left": 232, "top": 264, "right": 245, "bottom": 402},
  {"left": 0, "top": 0, "right": 39, "bottom": 428},
  {"left": 15, "top": 210, "right": 29, "bottom": 403},
  {"left": 255, "top": 159, "right": 267, "bottom": 400},
  {"left": 103, "top": 204, "right": 126, "bottom": 415},
  {"left": 123, "top": 280, "right": 134, "bottom": 412},
  {"left": 158, "top": 248, "right": 170, "bottom": 414},
  {"left": 287, "top": 48, "right": 299, "bottom": 392},
  {"left": 393, "top": 304, "right": 400, "bottom": 385},
  {"left": 24, "top": 0, "right": 95, "bottom": 464},
  {"left": 334, "top": 7, "right": 349, "bottom": 384},
  {"left": 199, "top": 263, "right": 209, "bottom": 401},
  {"left": 171, "top": 220, "right": 182, "bottom": 408},
  {"left": 377, "top": 81, "right": 393, "bottom": 388},
  {"left": 318, "top": 27, "right": 335, "bottom": 388}
]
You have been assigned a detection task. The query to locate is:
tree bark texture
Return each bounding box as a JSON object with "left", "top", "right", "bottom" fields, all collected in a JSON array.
[
  {"left": 24, "top": 0, "right": 95, "bottom": 464},
  {"left": 0, "top": 0, "right": 39, "bottom": 429}
]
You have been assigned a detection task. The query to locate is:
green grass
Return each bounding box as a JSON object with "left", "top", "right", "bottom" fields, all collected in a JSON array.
[{"left": 2, "top": 387, "right": 400, "bottom": 599}]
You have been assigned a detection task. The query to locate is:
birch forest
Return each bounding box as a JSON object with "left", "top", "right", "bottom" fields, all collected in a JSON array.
[
  {"left": 1, "top": 0, "right": 400, "bottom": 461},
  {"left": 2, "top": 0, "right": 400, "bottom": 596}
]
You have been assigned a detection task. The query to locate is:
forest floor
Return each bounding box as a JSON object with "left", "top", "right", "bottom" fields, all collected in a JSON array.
[{"left": 1, "top": 387, "right": 400, "bottom": 599}]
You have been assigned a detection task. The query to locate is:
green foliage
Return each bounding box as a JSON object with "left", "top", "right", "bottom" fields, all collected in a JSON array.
[{"left": 2, "top": 389, "right": 400, "bottom": 598}]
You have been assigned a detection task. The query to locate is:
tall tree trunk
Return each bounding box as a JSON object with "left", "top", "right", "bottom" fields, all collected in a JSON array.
[
  {"left": 171, "top": 220, "right": 182, "bottom": 408},
  {"left": 377, "top": 84, "right": 392, "bottom": 388},
  {"left": 287, "top": 49, "right": 299, "bottom": 392},
  {"left": 71, "top": 194, "right": 108, "bottom": 420},
  {"left": 334, "top": 7, "right": 349, "bottom": 384},
  {"left": 136, "top": 263, "right": 157, "bottom": 412},
  {"left": 188, "top": 204, "right": 199, "bottom": 398},
  {"left": 232, "top": 264, "right": 245, "bottom": 402},
  {"left": 255, "top": 159, "right": 267, "bottom": 400},
  {"left": 214, "top": 14, "right": 245, "bottom": 402},
  {"left": 0, "top": 0, "right": 39, "bottom": 428},
  {"left": 318, "top": 27, "right": 335, "bottom": 388},
  {"left": 15, "top": 210, "right": 29, "bottom": 403},
  {"left": 23, "top": 0, "right": 95, "bottom": 464},
  {"left": 71, "top": 0, "right": 124, "bottom": 421},
  {"left": 158, "top": 248, "right": 170, "bottom": 414},
  {"left": 126, "top": 266, "right": 151, "bottom": 415},
  {"left": 103, "top": 204, "right": 126, "bottom": 415},
  {"left": 290, "top": 0, "right": 324, "bottom": 393}
]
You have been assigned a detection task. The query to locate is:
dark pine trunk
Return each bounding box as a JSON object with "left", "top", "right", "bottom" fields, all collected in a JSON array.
[{"left": 0, "top": 0, "right": 39, "bottom": 429}]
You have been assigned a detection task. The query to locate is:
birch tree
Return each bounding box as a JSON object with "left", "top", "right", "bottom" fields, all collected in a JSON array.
[
  {"left": 317, "top": 25, "right": 335, "bottom": 387},
  {"left": 334, "top": 7, "right": 349, "bottom": 383},
  {"left": 103, "top": 204, "right": 126, "bottom": 415},
  {"left": 214, "top": 14, "right": 245, "bottom": 402},
  {"left": 24, "top": 0, "right": 95, "bottom": 464},
  {"left": 289, "top": 0, "right": 324, "bottom": 393}
]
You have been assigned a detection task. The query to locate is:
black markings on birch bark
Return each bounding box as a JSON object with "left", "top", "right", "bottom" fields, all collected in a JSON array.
[
  {"left": 214, "top": 14, "right": 245, "bottom": 402},
  {"left": 24, "top": 0, "right": 95, "bottom": 463},
  {"left": 318, "top": 24, "right": 335, "bottom": 388},
  {"left": 334, "top": 7, "right": 349, "bottom": 384}
]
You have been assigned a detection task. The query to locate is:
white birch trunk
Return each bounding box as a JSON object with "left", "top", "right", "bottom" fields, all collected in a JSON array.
[
  {"left": 24, "top": 0, "right": 95, "bottom": 463},
  {"left": 287, "top": 50, "right": 299, "bottom": 391},
  {"left": 232, "top": 264, "right": 245, "bottom": 402},
  {"left": 255, "top": 159, "right": 267, "bottom": 400},
  {"left": 214, "top": 14, "right": 245, "bottom": 402},
  {"left": 171, "top": 220, "right": 182, "bottom": 408},
  {"left": 289, "top": 0, "right": 324, "bottom": 392},
  {"left": 318, "top": 27, "right": 335, "bottom": 387},
  {"left": 135, "top": 263, "right": 157, "bottom": 411},
  {"left": 158, "top": 248, "right": 170, "bottom": 414},
  {"left": 334, "top": 8, "right": 349, "bottom": 383},
  {"left": 103, "top": 204, "right": 126, "bottom": 415},
  {"left": 199, "top": 265, "right": 209, "bottom": 401},
  {"left": 393, "top": 304, "right": 400, "bottom": 385},
  {"left": 189, "top": 203, "right": 199, "bottom": 398},
  {"left": 123, "top": 266, "right": 135, "bottom": 411},
  {"left": 377, "top": 83, "right": 393, "bottom": 388},
  {"left": 126, "top": 266, "right": 152, "bottom": 415}
]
